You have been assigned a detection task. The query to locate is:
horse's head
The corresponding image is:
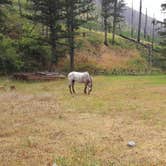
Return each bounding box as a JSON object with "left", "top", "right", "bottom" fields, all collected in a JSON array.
[{"left": 87, "top": 76, "right": 93, "bottom": 94}]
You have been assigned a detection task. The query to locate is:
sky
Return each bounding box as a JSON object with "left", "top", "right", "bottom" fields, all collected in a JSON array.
[{"left": 125, "top": 0, "right": 165, "bottom": 21}]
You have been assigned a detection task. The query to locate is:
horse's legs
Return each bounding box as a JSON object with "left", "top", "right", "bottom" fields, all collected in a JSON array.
[
  {"left": 69, "top": 84, "right": 73, "bottom": 94},
  {"left": 84, "top": 83, "right": 88, "bottom": 94},
  {"left": 69, "top": 79, "right": 74, "bottom": 94},
  {"left": 72, "top": 80, "right": 76, "bottom": 94}
]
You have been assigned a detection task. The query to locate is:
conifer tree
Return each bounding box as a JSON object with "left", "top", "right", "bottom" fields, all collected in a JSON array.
[
  {"left": 29, "top": 0, "right": 64, "bottom": 70},
  {"left": 65, "top": 0, "right": 94, "bottom": 70},
  {"left": 101, "top": 0, "right": 112, "bottom": 46},
  {"left": 112, "top": 0, "right": 125, "bottom": 44}
]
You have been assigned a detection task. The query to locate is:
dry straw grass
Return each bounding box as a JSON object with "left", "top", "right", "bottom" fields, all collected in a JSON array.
[
  {"left": 0, "top": 75, "right": 166, "bottom": 166},
  {"left": 57, "top": 45, "right": 148, "bottom": 73}
]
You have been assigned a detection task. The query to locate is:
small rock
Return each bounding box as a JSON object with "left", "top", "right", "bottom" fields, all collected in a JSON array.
[
  {"left": 127, "top": 141, "right": 136, "bottom": 147},
  {"left": 53, "top": 162, "right": 58, "bottom": 166}
]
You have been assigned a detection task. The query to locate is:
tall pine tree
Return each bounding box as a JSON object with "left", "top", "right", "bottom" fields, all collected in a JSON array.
[
  {"left": 101, "top": 0, "right": 112, "bottom": 46},
  {"left": 65, "top": 0, "right": 94, "bottom": 71},
  {"left": 29, "top": 0, "right": 64, "bottom": 70},
  {"left": 112, "top": 0, "right": 125, "bottom": 44}
]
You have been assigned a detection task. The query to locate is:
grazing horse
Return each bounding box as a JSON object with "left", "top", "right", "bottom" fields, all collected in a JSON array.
[{"left": 68, "top": 71, "right": 92, "bottom": 94}]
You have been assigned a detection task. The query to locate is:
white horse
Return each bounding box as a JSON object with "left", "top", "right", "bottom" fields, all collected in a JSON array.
[{"left": 68, "top": 71, "right": 93, "bottom": 94}]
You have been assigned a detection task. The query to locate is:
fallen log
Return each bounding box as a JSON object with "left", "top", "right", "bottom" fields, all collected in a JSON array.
[
  {"left": 119, "top": 34, "right": 151, "bottom": 49},
  {"left": 13, "top": 72, "right": 66, "bottom": 81}
]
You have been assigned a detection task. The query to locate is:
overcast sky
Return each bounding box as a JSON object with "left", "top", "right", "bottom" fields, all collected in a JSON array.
[{"left": 125, "top": 0, "right": 165, "bottom": 21}]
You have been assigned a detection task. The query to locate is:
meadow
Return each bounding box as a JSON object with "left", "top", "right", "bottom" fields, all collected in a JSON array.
[{"left": 0, "top": 75, "right": 166, "bottom": 166}]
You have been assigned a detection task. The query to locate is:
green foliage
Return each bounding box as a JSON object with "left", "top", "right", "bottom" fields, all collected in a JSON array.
[
  {"left": 65, "top": 0, "right": 95, "bottom": 70},
  {"left": 0, "top": 34, "right": 23, "bottom": 74},
  {"left": 153, "top": 49, "right": 166, "bottom": 70},
  {"left": 0, "top": 0, "right": 12, "bottom": 4},
  {"left": 59, "top": 59, "right": 100, "bottom": 74},
  {"left": 155, "top": 2, "right": 166, "bottom": 70},
  {"left": 127, "top": 57, "right": 149, "bottom": 72},
  {"left": 76, "top": 29, "right": 103, "bottom": 48},
  {"left": 86, "top": 32, "right": 103, "bottom": 45},
  {"left": 109, "top": 36, "right": 136, "bottom": 49},
  {"left": 0, "top": 0, "right": 164, "bottom": 74},
  {"left": 115, "top": 0, "right": 126, "bottom": 23},
  {"left": 101, "top": 0, "right": 113, "bottom": 19},
  {"left": 28, "top": 0, "right": 65, "bottom": 66},
  {"left": 18, "top": 37, "right": 51, "bottom": 71},
  {"left": 0, "top": 0, "right": 12, "bottom": 32},
  {"left": 75, "top": 63, "right": 100, "bottom": 73}
]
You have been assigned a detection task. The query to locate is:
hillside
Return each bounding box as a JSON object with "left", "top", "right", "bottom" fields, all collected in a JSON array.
[
  {"left": 57, "top": 30, "right": 150, "bottom": 74},
  {"left": 0, "top": 0, "right": 164, "bottom": 74},
  {"left": 94, "top": 0, "right": 159, "bottom": 38}
]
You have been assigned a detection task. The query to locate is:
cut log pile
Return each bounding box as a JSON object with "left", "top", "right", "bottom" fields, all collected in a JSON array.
[{"left": 13, "top": 72, "right": 66, "bottom": 81}]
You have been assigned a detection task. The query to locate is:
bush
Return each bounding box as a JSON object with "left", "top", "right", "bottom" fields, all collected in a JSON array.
[
  {"left": 18, "top": 37, "right": 51, "bottom": 71},
  {"left": 127, "top": 57, "right": 149, "bottom": 73},
  {"left": 0, "top": 34, "right": 23, "bottom": 74},
  {"left": 153, "top": 48, "right": 166, "bottom": 71}
]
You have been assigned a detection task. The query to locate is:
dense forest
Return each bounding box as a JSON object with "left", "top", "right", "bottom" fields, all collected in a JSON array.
[{"left": 0, "top": 0, "right": 165, "bottom": 74}]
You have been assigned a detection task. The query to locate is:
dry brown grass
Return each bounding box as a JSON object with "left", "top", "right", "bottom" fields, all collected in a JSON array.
[
  {"left": 0, "top": 75, "right": 166, "bottom": 166},
  {"left": 97, "top": 46, "right": 140, "bottom": 70},
  {"left": 57, "top": 45, "right": 148, "bottom": 73}
]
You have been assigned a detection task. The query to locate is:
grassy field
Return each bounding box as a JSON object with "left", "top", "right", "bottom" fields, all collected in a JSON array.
[{"left": 0, "top": 75, "right": 166, "bottom": 166}]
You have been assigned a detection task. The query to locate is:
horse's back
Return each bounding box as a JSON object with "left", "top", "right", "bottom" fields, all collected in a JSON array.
[
  {"left": 68, "top": 71, "right": 90, "bottom": 83},
  {"left": 68, "top": 71, "right": 89, "bottom": 77}
]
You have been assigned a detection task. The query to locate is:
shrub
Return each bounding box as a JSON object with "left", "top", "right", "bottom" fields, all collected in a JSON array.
[
  {"left": 127, "top": 57, "right": 149, "bottom": 73},
  {"left": 153, "top": 48, "right": 166, "bottom": 71},
  {"left": 0, "top": 34, "right": 23, "bottom": 74},
  {"left": 18, "top": 37, "right": 51, "bottom": 71}
]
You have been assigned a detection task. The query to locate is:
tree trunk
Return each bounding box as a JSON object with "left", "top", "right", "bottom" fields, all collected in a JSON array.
[
  {"left": 112, "top": 0, "right": 118, "bottom": 45},
  {"left": 131, "top": 0, "right": 134, "bottom": 38},
  {"left": 49, "top": 24, "right": 57, "bottom": 71},
  {"left": 69, "top": 38, "right": 74, "bottom": 71},
  {"left": 144, "top": 8, "right": 147, "bottom": 39},
  {"left": 69, "top": 27, "right": 74, "bottom": 71},
  {"left": 137, "top": 0, "right": 142, "bottom": 42},
  {"left": 104, "top": 17, "right": 108, "bottom": 46},
  {"left": 152, "top": 19, "right": 155, "bottom": 49}
]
